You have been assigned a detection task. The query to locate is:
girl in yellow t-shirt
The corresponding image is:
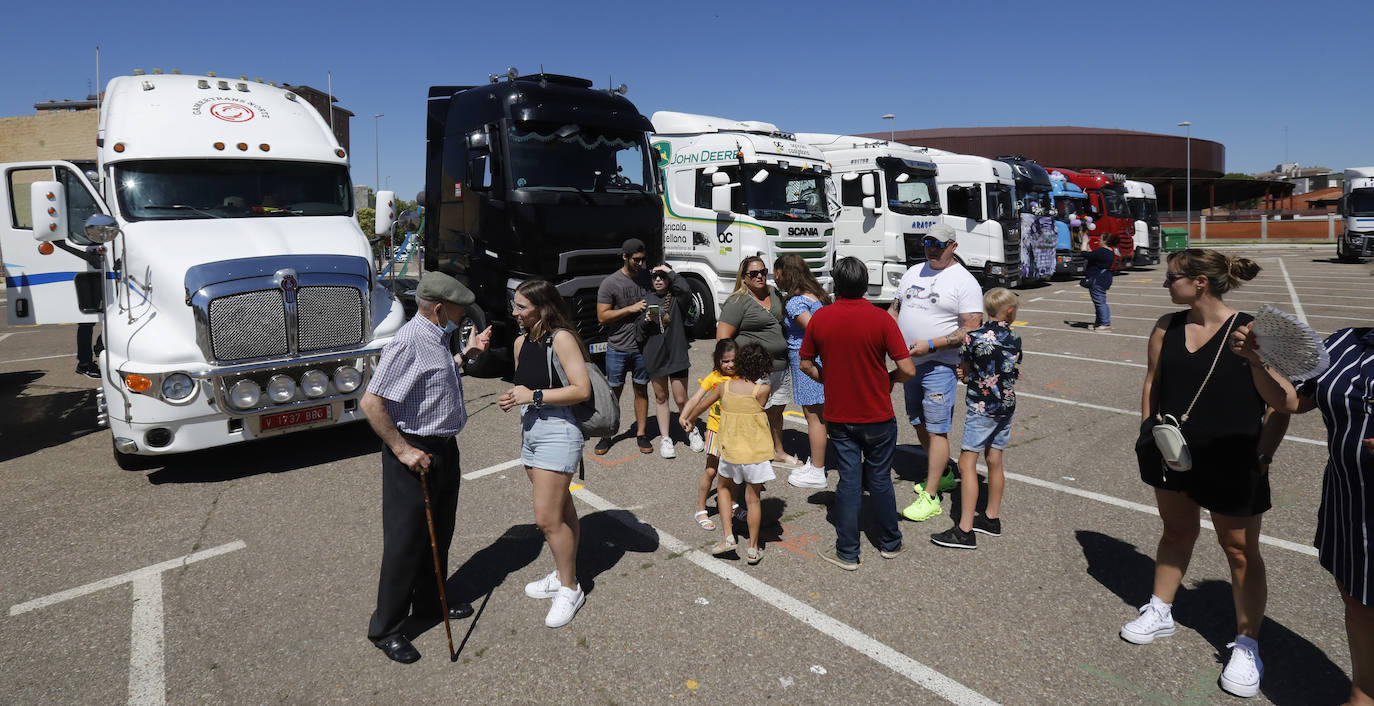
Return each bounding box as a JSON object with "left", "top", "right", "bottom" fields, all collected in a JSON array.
[
  {"left": 681, "top": 340, "right": 737, "bottom": 533},
  {"left": 682, "top": 342, "right": 775, "bottom": 564}
]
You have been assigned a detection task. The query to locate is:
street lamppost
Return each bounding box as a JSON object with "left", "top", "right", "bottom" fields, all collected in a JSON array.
[
  {"left": 1178, "top": 121, "right": 1191, "bottom": 243},
  {"left": 374, "top": 113, "right": 384, "bottom": 204},
  {"left": 882, "top": 113, "right": 895, "bottom": 143}
]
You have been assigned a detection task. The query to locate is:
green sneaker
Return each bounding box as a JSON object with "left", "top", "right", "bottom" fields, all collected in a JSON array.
[
  {"left": 914, "top": 462, "right": 958, "bottom": 495},
  {"left": 901, "top": 491, "right": 942, "bottom": 522}
]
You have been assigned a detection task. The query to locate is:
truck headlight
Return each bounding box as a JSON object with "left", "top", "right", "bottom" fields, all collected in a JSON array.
[
  {"left": 887, "top": 271, "right": 903, "bottom": 286},
  {"left": 333, "top": 365, "right": 361, "bottom": 393},
  {"left": 266, "top": 374, "right": 296, "bottom": 403},
  {"left": 300, "top": 369, "right": 329, "bottom": 398},
  {"left": 161, "top": 373, "right": 195, "bottom": 401},
  {"left": 229, "top": 380, "right": 262, "bottom": 409}
]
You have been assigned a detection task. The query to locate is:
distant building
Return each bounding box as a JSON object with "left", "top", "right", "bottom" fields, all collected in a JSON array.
[{"left": 1251, "top": 163, "right": 1343, "bottom": 194}]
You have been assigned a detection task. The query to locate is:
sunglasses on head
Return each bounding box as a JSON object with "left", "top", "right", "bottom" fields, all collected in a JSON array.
[{"left": 921, "top": 237, "right": 952, "bottom": 249}]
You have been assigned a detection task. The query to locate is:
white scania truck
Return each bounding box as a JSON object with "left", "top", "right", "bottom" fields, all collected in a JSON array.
[
  {"left": 1, "top": 73, "right": 405, "bottom": 468},
  {"left": 650, "top": 112, "right": 835, "bottom": 337},
  {"left": 1124, "top": 179, "right": 1161, "bottom": 266},
  {"left": 922, "top": 148, "right": 1020, "bottom": 288},
  {"left": 795, "top": 134, "right": 940, "bottom": 303},
  {"left": 1339, "top": 166, "right": 1374, "bottom": 261}
]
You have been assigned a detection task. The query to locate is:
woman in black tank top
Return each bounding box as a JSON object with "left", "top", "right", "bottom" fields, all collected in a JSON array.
[{"left": 1124, "top": 250, "right": 1288, "bottom": 698}]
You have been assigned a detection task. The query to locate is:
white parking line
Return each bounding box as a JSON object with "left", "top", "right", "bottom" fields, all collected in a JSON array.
[
  {"left": 463, "top": 458, "right": 523, "bottom": 480},
  {"left": 0, "top": 353, "right": 75, "bottom": 365},
  {"left": 0, "top": 333, "right": 10, "bottom": 345},
  {"left": 1016, "top": 324, "right": 1148, "bottom": 340},
  {"left": 1018, "top": 308, "right": 1160, "bottom": 323},
  {"left": 1274, "top": 257, "right": 1307, "bottom": 323},
  {"left": 1022, "top": 350, "right": 1145, "bottom": 368},
  {"left": 569, "top": 484, "right": 999, "bottom": 705}
]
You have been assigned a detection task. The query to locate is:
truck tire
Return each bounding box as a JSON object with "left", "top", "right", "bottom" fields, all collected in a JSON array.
[
  {"left": 1337, "top": 239, "right": 1358, "bottom": 263},
  {"left": 685, "top": 277, "right": 716, "bottom": 340},
  {"left": 450, "top": 303, "right": 503, "bottom": 377}
]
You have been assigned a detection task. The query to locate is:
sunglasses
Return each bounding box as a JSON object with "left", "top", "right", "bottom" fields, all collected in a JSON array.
[
  {"left": 629, "top": 256, "right": 646, "bottom": 264},
  {"left": 745, "top": 269, "right": 768, "bottom": 278},
  {"left": 921, "top": 237, "right": 952, "bottom": 249},
  {"left": 1164, "top": 271, "right": 1191, "bottom": 283}
]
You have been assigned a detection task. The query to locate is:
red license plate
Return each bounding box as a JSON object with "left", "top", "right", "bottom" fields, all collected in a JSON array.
[{"left": 259, "top": 405, "right": 331, "bottom": 431}]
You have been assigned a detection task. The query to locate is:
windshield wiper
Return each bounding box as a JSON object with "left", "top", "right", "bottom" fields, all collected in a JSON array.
[
  {"left": 252, "top": 207, "right": 303, "bottom": 216},
  {"left": 142, "top": 204, "right": 222, "bottom": 218}
]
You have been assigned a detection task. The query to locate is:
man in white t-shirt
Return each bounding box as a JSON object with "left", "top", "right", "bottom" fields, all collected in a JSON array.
[{"left": 887, "top": 224, "right": 984, "bottom": 522}]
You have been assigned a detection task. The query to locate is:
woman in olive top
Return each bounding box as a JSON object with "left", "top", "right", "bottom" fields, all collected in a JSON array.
[{"left": 715, "top": 256, "right": 798, "bottom": 465}]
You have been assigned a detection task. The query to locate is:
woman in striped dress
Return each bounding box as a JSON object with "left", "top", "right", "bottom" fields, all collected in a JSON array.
[{"left": 1233, "top": 324, "right": 1374, "bottom": 706}]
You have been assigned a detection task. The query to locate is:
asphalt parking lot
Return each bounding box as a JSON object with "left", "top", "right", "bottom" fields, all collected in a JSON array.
[{"left": 0, "top": 244, "right": 1366, "bottom": 704}]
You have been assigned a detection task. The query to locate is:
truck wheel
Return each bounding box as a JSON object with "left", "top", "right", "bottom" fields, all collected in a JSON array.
[
  {"left": 450, "top": 303, "right": 503, "bottom": 377},
  {"left": 685, "top": 277, "right": 716, "bottom": 340},
  {"left": 1337, "top": 239, "right": 1358, "bottom": 263}
]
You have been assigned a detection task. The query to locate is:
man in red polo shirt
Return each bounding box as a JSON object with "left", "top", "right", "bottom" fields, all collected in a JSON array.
[{"left": 800, "top": 256, "right": 916, "bottom": 570}]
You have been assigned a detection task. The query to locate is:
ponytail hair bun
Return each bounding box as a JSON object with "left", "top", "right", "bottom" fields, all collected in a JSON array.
[{"left": 1227, "top": 256, "right": 1261, "bottom": 283}]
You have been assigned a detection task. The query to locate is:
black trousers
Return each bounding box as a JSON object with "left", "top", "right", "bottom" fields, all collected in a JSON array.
[{"left": 367, "top": 433, "right": 460, "bottom": 644}]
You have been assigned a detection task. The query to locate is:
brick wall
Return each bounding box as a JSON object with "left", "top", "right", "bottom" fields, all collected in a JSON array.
[{"left": 0, "top": 111, "right": 98, "bottom": 163}]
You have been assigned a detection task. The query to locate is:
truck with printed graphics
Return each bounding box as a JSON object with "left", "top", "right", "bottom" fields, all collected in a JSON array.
[
  {"left": 419, "top": 72, "right": 662, "bottom": 364},
  {"left": 651, "top": 112, "right": 835, "bottom": 337},
  {"left": 1047, "top": 167, "right": 1134, "bottom": 270},
  {"left": 1047, "top": 170, "right": 1088, "bottom": 278},
  {"left": 794, "top": 133, "right": 940, "bottom": 303},
  {"left": 996, "top": 155, "right": 1057, "bottom": 284},
  {"left": 0, "top": 72, "right": 406, "bottom": 468},
  {"left": 1338, "top": 166, "right": 1374, "bottom": 261},
  {"left": 1124, "top": 179, "right": 1161, "bottom": 266},
  {"left": 918, "top": 148, "right": 1020, "bottom": 288}
]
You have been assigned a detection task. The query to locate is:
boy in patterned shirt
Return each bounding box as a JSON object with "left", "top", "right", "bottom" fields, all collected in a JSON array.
[{"left": 931, "top": 288, "right": 1022, "bottom": 550}]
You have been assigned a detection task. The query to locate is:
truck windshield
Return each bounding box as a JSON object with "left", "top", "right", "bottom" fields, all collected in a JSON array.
[
  {"left": 1128, "top": 198, "right": 1148, "bottom": 221},
  {"left": 986, "top": 184, "right": 1016, "bottom": 223},
  {"left": 1102, "top": 187, "right": 1130, "bottom": 218},
  {"left": 507, "top": 122, "right": 651, "bottom": 193},
  {"left": 1055, "top": 197, "right": 1090, "bottom": 220},
  {"left": 114, "top": 160, "right": 351, "bottom": 221},
  {"left": 743, "top": 167, "right": 828, "bottom": 222},
  {"left": 883, "top": 167, "right": 940, "bottom": 215},
  {"left": 1349, "top": 189, "right": 1374, "bottom": 217}
]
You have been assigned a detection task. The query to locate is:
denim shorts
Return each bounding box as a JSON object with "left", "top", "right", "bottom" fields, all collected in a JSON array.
[
  {"left": 903, "top": 361, "right": 957, "bottom": 433},
  {"left": 521, "top": 405, "right": 585, "bottom": 474},
  {"left": 605, "top": 349, "right": 648, "bottom": 386},
  {"left": 961, "top": 412, "right": 1012, "bottom": 451}
]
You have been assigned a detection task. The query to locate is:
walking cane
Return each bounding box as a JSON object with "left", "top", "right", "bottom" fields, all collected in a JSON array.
[{"left": 417, "top": 456, "right": 456, "bottom": 661}]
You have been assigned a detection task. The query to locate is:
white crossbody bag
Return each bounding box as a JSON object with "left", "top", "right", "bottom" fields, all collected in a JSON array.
[{"left": 1152, "top": 313, "right": 1238, "bottom": 474}]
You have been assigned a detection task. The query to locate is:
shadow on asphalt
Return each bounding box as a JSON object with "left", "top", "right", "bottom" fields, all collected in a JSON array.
[
  {"left": 143, "top": 421, "right": 382, "bottom": 483},
  {"left": 1076, "top": 530, "right": 1349, "bottom": 704},
  {"left": 0, "top": 370, "right": 102, "bottom": 463}
]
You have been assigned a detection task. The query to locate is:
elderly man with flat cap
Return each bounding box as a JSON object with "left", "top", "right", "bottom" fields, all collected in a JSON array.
[{"left": 362, "top": 271, "right": 491, "bottom": 664}]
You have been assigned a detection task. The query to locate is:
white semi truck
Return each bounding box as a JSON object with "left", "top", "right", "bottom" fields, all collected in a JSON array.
[
  {"left": 794, "top": 134, "right": 940, "bottom": 303},
  {"left": 922, "top": 148, "right": 1021, "bottom": 288},
  {"left": 0, "top": 72, "right": 405, "bottom": 468},
  {"left": 1124, "top": 179, "right": 1161, "bottom": 266},
  {"left": 650, "top": 112, "right": 835, "bottom": 337},
  {"left": 1339, "top": 166, "right": 1374, "bottom": 262}
]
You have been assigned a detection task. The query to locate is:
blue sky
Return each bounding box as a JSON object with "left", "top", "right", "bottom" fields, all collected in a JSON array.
[{"left": 3, "top": 0, "right": 1369, "bottom": 200}]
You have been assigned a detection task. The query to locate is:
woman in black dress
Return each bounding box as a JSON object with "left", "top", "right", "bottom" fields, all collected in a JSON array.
[{"left": 1125, "top": 249, "right": 1290, "bottom": 699}]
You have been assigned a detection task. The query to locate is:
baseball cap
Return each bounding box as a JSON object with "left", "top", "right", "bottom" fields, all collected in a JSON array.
[
  {"left": 621, "top": 238, "right": 646, "bottom": 256},
  {"left": 926, "top": 224, "right": 957, "bottom": 245}
]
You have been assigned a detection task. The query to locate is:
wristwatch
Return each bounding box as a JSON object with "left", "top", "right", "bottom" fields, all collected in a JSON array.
[{"left": 533, "top": 389, "right": 544, "bottom": 408}]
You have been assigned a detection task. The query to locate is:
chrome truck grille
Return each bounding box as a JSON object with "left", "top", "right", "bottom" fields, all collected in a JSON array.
[
  {"left": 188, "top": 255, "right": 372, "bottom": 365},
  {"left": 771, "top": 227, "right": 835, "bottom": 275}
]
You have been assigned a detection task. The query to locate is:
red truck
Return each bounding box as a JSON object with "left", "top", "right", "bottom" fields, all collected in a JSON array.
[{"left": 1048, "top": 167, "right": 1135, "bottom": 270}]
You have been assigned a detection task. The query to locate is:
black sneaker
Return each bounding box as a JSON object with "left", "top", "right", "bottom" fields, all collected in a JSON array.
[
  {"left": 636, "top": 434, "right": 653, "bottom": 454},
  {"left": 972, "top": 515, "right": 1002, "bottom": 537},
  {"left": 593, "top": 437, "right": 613, "bottom": 455},
  {"left": 930, "top": 525, "right": 976, "bottom": 550},
  {"left": 75, "top": 362, "right": 100, "bottom": 379}
]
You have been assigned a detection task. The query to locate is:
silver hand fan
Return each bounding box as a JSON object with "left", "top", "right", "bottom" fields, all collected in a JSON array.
[{"left": 1250, "top": 304, "right": 1329, "bottom": 381}]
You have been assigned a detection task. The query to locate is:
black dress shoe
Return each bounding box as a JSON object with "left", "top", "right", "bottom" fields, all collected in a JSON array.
[
  {"left": 375, "top": 635, "right": 420, "bottom": 664},
  {"left": 415, "top": 601, "right": 474, "bottom": 622}
]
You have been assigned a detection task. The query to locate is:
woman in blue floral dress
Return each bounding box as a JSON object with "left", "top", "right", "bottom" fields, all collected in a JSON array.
[{"left": 774, "top": 255, "right": 831, "bottom": 488}]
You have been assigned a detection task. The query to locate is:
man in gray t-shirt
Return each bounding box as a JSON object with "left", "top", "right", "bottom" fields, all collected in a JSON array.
[{"left": 595, "top": 238, "right": 653, "bottom": 455}]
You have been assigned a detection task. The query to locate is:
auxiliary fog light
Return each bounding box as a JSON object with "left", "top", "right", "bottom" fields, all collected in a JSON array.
[
  {"left": 161, "top": 373, "right": 195, "bottom": 401},
  {"left": 229, "top": 379, "right": 262, "bottom": 409},
  {"left": 267, "top": 374, "right": 296, "bottom": 403},
  {"left": 333, "top": 365, "right": 361, "bottom": 393},
  {"left": 300, "top": 369, "right": 329, "bottom": 398}
]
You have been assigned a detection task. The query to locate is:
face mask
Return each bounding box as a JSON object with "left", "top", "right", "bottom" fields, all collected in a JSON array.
[{"left": 443, "top": 320, "right": 458, "bottom": 334}]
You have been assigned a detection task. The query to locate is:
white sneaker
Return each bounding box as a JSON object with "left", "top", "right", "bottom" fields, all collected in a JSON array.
[
  {"left": 688, "top": 428, "right": 705, "bottom": 453},
  {"left": 1219, "top": 639, "right": 1263, "bottom": 698},
  {"left": 659, "top": 437, "right": 676, "bottom": 459},
  {"left": 1120, "top": 601, "right": 1175, "bottom": 644},
  {"left": 524, "top": 569, "right": 560, "bottom": 599},
  {"left": 787, "top": 463, "right": 827, "bottom": 489},
  {"left": 544, "top": 585, "right": 585, "bottom": 628}
]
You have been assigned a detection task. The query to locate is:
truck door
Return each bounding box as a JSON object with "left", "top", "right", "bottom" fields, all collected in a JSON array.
[
  {"left": 837, "top": 171, "right": 883, "bottom": 283},
  {"left": 2, "top": 161, "right": 107, "bottom": 325}
]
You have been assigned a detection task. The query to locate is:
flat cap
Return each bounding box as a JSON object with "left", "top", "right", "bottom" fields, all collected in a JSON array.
[{"left": 416, "top": 271, "right": 475, "bottom": 306}]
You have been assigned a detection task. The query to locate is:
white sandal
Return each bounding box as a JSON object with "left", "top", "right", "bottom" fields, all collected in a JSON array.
[{"left": 693, "top": 510, "right": 716, "bottom": 531}]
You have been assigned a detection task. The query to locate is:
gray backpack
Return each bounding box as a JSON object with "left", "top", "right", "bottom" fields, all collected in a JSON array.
[{"left": 544, "top": 332, "right": 619, "bottom": 439}]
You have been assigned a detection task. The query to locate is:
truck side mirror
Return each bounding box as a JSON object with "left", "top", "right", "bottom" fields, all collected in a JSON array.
[
  {"left": 711, "top": 171, "right": 730, "bottom": 186},
  {"left": 375, "top": 190, "right": 395, "bottom": 237},
  {"left": 397, "top": 208, "right": 422, "bottom": 233},
  {"left": 30, "top": 181, "right": 67, "bottom": 242},
  {"left": 712, "top": 184, "right": 733, "bottom": 214},
  {"left": 83, "top": 214, "right": 121, "bottom": 244},
  {"left": 860, "top": 173, "right": 876, "bottom": 197},
  {"left": 862, "top": 196, "right": 881, "bottom": 214}
]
